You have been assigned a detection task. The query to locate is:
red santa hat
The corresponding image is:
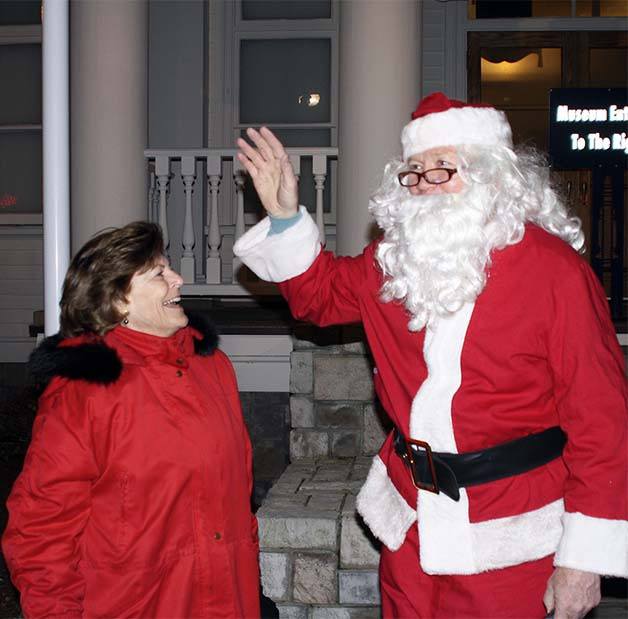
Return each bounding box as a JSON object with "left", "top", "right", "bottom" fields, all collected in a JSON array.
[{"left": 401, "top": 92, "right": 513, "bottom": 160}]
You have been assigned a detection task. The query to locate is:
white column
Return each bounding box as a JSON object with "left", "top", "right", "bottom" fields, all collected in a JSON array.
[
  {"left": 337, "top": 0, "right": 420, "bottom": 256},
  {"left": 70, "top": 0, "right": 148, "bottom": 252},
  {"left": 43, "top": 0, "right": 70, "bottom": 336}
]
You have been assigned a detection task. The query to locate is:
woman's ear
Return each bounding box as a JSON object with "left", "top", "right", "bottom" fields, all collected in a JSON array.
[{"left": 113, "top": 297, "right": 130, "bottom": 324}]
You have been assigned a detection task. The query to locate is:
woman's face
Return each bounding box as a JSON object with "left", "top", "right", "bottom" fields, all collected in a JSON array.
[{"left": 122, "top": 256, "right": 188, "bottom": 337}]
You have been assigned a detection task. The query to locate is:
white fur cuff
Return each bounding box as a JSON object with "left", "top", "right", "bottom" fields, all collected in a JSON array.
[
  {"left": 554, "top": 511, "right": 628, "bottom": 577},
  {"left": 233, "top": 206, "right": 321, "bottom": 282},
  {"left": 356, "top": 456, "right": 416, "bottom": 551}
]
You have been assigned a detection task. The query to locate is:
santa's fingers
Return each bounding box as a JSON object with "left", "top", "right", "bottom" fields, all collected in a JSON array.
[
  {"left": 236, "top": 151, "right": 259, "bottom": 180},
  {"left": 543, "top": 581, "right": 555, "bottom": 616},
  {"left": 245, "top": 127, "right": 277, "bottom": 163},
  {"left": 259, "top": 126, "right": 290, "bottom": 160},
  {"left": 236, "top": 136, "right": 273, "bottom": 173}
]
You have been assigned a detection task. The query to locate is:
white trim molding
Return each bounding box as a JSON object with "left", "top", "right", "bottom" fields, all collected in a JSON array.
[{"left": 220, "top": 334, "right": 293, "bottom": 392}]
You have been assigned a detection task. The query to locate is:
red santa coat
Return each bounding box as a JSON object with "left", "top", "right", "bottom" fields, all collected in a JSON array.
[
  {"left": 234, "top": 207, "right": 627, "bottom": 577},
  {"left": 2, "top": 314, "right": 261, "bottom": 618}
]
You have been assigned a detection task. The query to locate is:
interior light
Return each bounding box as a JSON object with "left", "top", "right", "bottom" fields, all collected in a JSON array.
[{"left": 298, "top": 93, "right": 321, "bottom": 107}]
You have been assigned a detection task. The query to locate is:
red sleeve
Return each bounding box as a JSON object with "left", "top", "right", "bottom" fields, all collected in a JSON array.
[
  {"left": 548, "top": 260, "right": 627, "bottom": 519},
  {"left": 278, "top": 243, "right": 377, "bottom": 327},
  {"left": 2, "top": 381, "right": 99, "bottom": 618}
]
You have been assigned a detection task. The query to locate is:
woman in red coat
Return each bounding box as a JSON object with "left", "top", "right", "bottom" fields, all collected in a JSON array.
[{"left": 2, "top": 222, "right": 261, "bottom": 618}]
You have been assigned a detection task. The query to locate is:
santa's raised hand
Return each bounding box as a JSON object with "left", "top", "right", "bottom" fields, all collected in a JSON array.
[{"left": 237, "top": 127, "right": 299, "bottom": 219}]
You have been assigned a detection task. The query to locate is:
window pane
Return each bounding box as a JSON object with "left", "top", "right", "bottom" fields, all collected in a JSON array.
[
  {"left": 0, "top": 131, "right": 42, "bottom": 213},
  {"left": 480, "top": 48, "right": 562, "bottom": 150},
  {"left": 576, "top": 0, "right": 628, "bottom": 16},
  {"left": 255, "top": 127, "right": 331, "bottom": 147},
  {"left": 469, "top": 0, "right": 571, "bottom": 18},
  {"left": 0, "top": 1, "right": 40, "bottom": 26},
  {"left": 0, "top": 44, "right": 42, "bottom": 125},
  {"left": 242, "top": 0, "right": 331, "bottom": 20},
  {"left": 590, "top": 48, "right": 628, "bottom": 87},
  {"left": 240, "top": 38, "right": 331, "bottom": 124}
]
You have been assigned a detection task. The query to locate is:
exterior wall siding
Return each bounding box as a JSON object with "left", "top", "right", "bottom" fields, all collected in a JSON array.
[{"left": 0, "top": 226, "right": 42, "bottom": 362}]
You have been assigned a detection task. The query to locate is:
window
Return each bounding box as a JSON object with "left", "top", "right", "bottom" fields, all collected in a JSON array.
[
  {"left": 468, "top": 0, "right": 628, "bottom": 19},
  {"left": 0, "top": 42, "right": 42, "bottom": 214},
  {"left": 212, "top": 0, "right": 339, "bottom": 221},
  {"left": 241, "top": 1, "right": 331, "bottom": 21},
  {"left": 0, "top": 4, "right": 42, "bottom": 215}
]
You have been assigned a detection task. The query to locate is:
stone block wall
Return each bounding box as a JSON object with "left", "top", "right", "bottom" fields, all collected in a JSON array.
[
  {"left": 288, "top": 331, "right": 390, "bottom": 461},
  {"left": 258, "top": 327, "right": 389, "bottom": 618},
  {"left": 258, "top": 459, "right": 381, "bottom": 618}
]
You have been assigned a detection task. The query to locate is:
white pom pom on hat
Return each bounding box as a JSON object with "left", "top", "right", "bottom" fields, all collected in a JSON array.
[{"left": 401, "top": 92, "right": 513, "bottom": 160}]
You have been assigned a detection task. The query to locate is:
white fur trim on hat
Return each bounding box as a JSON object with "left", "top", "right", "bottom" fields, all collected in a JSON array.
[{"left": 401, "top": 106, "right": 513, "bottom": 160}]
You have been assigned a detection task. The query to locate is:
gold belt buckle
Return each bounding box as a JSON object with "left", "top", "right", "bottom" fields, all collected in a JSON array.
[{"left": 405, "top": 438, "right": 440, "bottom": 494}]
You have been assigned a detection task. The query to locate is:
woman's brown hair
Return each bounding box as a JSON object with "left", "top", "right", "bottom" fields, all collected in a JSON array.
[{"left": 59, "top": 221, "right": 164, "bottom": 337}]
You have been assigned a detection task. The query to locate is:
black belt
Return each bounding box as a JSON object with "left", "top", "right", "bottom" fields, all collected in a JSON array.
[{"left": 393, "top": 426, "right": 566, "bottom": 502}]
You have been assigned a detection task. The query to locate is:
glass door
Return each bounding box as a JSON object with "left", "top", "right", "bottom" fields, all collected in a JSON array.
[{"left": 468, "top": 31, "right": 627, "bottom": 318}]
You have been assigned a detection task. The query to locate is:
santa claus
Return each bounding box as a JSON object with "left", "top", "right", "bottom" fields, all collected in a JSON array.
[{"left": 234, "top": 93, "right": 627, "bottom": 619}]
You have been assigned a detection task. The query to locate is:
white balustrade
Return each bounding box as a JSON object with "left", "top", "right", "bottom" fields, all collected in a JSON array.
[
  {"left": 232, "top": 158, "right": 246, "bottom": 283},
  {"left": 155, "top": 155, "right": 171, "bottom": 255},
  {"left": 180, "top": 156, "right": 196, "bottom": 283},
  {"left": 313, "top": 154, "right": 327, "bottom": 246},
  {"left": 143, "top": 147, "right": 337, "bottom": 295},
  {"left": 148, "top": 170, "right": 157, "bottom": 223},
  {"left": 206, "top": 155, "right": 222, "bottom": 284},
  {"left": 289, "top": 154, "right": 301, "bottom": 184}
]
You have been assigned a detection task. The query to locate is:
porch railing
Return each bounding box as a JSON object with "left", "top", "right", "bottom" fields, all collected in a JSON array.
[{"left": 144, "top": 147, "right": 338, "bottom": 296}]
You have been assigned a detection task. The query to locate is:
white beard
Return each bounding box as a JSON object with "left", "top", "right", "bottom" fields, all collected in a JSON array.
[{"left": 371, "top": 183, "right": 511, "bottom": 331}]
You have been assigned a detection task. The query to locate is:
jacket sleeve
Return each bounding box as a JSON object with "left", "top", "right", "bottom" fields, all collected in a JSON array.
[
  {"left": 2, "top": 380, "right": 99, "bottom": 618},
  {"left": 234, "top": 207, "right": 371, "bottom": 326},
  {"left": 548, "top": 261, "right": 628, "bottom": 577}
]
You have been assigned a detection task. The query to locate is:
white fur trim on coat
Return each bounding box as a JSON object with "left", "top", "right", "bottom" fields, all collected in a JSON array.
[
  {"left": 356, "top": 456, "right": 565, "bottom": 573},
  {"left": 356, "top": 455, "right": 416, "bottom": 551},
  {"left": 233, "top": 206, "right": 321, "bottom": 282},
  {"left": 554, "top": 511, "right": 628, "bottom": 577},
  {"left": 419, "top": 490, "right": 564, "bottom": 574},
  {"left": 409, "top": 303, "right": 475, "bottom": 449},
  {"left": 408, "top": 303, "right": 563, "bottom": 573}
]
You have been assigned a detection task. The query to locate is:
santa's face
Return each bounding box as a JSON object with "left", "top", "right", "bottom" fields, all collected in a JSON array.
[{"left": 406, "top": 146, "right": 466, "bottom": 196}]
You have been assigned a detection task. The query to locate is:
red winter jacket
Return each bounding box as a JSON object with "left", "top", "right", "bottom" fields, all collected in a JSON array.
[{"left": 3, "top": 314, "right": 260, "bottom": 618}]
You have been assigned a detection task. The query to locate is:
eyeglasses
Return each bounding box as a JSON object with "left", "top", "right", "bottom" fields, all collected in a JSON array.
[{"left": 397, "top": 168, "right": 458, "bottom": 187}]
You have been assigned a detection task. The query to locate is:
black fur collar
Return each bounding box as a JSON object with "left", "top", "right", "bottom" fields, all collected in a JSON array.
[{"left": 28, "top": 311, "right": 219, "bottom": 386}]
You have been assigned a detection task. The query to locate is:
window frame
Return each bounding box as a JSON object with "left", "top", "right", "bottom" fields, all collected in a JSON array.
[
  {"left": 0, "top": 24, "right": 42, "bottom": 224},
  {"left": 208, "top": 0, "right": 339, "bottom": 226}
]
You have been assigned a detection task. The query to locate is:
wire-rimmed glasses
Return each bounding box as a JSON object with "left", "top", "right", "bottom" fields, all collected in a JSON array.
[{"left": 397, "top": 168, "right": 458, "bottom": 187}]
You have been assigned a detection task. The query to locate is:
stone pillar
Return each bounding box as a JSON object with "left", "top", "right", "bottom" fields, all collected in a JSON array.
[
  {"left": 337, "top": 0, "right": 421, "bottom": 256},
  {"left": 70, "top": 0, "right": 148, "bottom": 253}
]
